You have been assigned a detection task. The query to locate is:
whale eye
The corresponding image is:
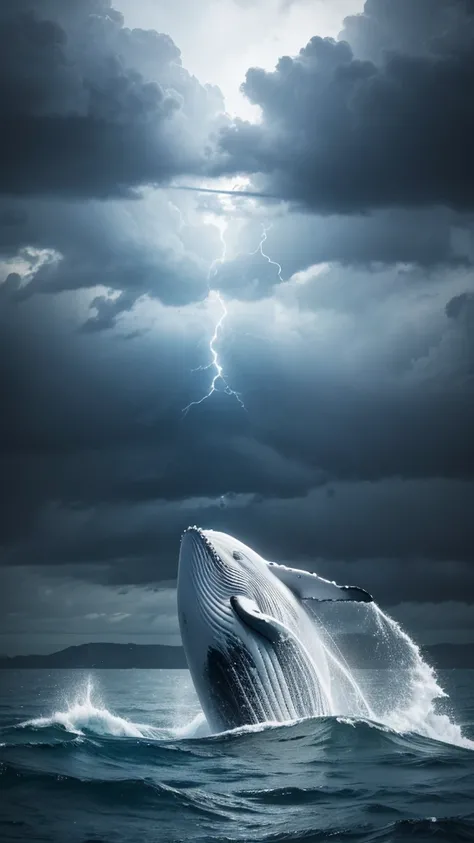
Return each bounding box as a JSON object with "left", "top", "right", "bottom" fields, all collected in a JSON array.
[{"left": 232, "top": 551, "right": 243, "bottom": 561}]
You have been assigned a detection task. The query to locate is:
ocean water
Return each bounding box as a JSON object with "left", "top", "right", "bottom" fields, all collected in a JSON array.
[{"left": 0, "top": 666, "right": 473, "bottom": 843}]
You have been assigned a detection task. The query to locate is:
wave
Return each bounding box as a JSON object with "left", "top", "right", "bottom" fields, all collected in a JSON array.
[
  {"left": 2, "top": 666, "right": 472, "bottom": 738},
  {"left": 0, "top": 764, "right": 250, "bottom": 818},
  {"left": 3, "top": 705, "right": 472, "bottom": 763},
  {"left": 1, "top": 670, "right": 470, "bottom": 752},
  {"left": 188, "top": 817, "right": 474, "bottom": 843},
  {"left": 2, "top": 679, "right": 473, "bottom": 843},
  {"left": 1, "top": 757, "right": 473, "bottom": 842}
]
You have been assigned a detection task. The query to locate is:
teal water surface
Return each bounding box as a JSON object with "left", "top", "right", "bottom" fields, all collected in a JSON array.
[{"left": 0, "top": 669, "right": 473, "bottom": 843}]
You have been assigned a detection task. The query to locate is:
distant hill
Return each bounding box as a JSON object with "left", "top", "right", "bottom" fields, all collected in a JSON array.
[
  {"left": 0, "top": 641, "right": 472, "bottom": 669},
  {"left": 0, "top": 643, "right": 188, "bottom": 669}
]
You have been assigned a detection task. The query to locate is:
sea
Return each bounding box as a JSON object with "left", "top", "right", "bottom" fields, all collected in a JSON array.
[{"left": 1, "top": 611, "right": 473, "bottom": 843}]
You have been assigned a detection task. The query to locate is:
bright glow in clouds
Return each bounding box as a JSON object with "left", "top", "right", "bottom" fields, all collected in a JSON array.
[{"left": 116, "top": 0, "right": 364, "bottom": 119}]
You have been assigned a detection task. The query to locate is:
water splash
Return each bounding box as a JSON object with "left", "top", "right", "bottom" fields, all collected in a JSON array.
[
  {"left": 296, "top": 606, "right": 374, "bottom": 722},
  {"left": 20, "top": 676, "right": 209, "bottom": 742},
  {"left": 304, "top": 602, "right": 474, "bottom": 750},
  {"left": 171, "top": 712, "right": 210, "bottom": 740},
  {"left": 22, "top": 677, "right": 157, "bottom": 739},
  {"left": 369, "top": 605, "right": 472, "bottom": 748}
]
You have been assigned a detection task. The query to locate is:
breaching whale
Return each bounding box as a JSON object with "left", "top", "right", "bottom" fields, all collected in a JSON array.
[{"left": 177, "top": 526, "right": 373, "bottom": 732}]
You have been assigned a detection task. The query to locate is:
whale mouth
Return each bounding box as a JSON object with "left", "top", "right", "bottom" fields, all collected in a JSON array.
[
  {"left": 179, "top": 526, "right": 232, "bottom": 587},
  {"left": 178, "top": 526, "right": 249, "bottom": 604},
  {"left": 180, "top": 526, "right": 222, "bottom": 567}
]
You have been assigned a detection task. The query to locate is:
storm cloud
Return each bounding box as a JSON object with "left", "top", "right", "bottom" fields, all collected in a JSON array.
[
  {"left": 0, "top": 1, "right": 223, "bottom": 198},
  {"left": 0, "top": 0, "right": 232, "bottom": 326},
  {"left": 215, "top": 0, "right": 474, "bottom": 212}
]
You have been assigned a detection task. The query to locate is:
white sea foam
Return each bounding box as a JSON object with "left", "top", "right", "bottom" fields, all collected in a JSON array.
[{"left": 21, "top": 677, "right": 160, "bottom": 739}]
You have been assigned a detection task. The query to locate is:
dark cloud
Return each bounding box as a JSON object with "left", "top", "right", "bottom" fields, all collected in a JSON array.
[
  {"left": 0, "top": 566, "right": 180, "bottom": 655},
  {"left": 80, "top": 290, "right": 138, "bottom": 333},
  {"left": 0, "top": 0, "right": 227, "bottom": 321},
  {"left": 341, "top": 0, "right": 474, "bottom": 62},
  {"left": 446, "top": 291, "right": 474, "bottom": 321},
  {"left": 224, "top": 208, "right": 474, "bottom": 293},
  {"left": 214, "top": 1, "right": 474, "bottom": 212},
  {"left": 1, "top": 255, "right": 474, "bottom": 599},
  {"left": 0, "top": 1, "right": 224, "bottom": 199},
  {"left": 2, "top": 479, "right": 473, "bottom": 608},
  {"left": 0, "top": 192, "right": 214, "bottom": 322},
  {"left": 210, "top": 240, "right": 282, "bottom": 301}
]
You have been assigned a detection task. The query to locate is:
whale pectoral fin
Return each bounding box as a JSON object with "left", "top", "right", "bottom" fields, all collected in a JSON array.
[
  {"left": 230, "top": 596, "right": 292, "bottom": 644},
  {"left": 267, "top": 563, "right": 373, "bottom": 603}
]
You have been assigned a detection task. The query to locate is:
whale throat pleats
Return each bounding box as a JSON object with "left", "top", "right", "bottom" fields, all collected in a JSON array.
[
  {"left": 228, "top": 595, "right": 327, "bottom": 720},
  {"left": 205, "top": 639, "right": 272, "bottom": 729}
]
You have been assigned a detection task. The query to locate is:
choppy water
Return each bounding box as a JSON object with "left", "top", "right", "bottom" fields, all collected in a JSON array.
[{"left": 0, "top": 667, "right": 473, "bottom": 843}]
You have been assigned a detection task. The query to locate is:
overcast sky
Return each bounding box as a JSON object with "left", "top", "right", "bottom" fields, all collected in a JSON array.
[{"left": 1, "top": 0, "right": 473, "bottom": 655}]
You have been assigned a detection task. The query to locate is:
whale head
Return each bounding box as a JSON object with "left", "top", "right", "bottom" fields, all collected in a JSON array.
[{"left": 177, "top": 526, "right": 276, "bottom": 644}]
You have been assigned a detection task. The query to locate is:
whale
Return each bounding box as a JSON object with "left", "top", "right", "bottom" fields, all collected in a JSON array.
[{"left": 177, "top": 526, "right": 373, "bottom": 732}]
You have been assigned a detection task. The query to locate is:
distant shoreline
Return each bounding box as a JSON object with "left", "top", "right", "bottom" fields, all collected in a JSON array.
[
  {"left": 0, "top": 643, "right": 188, "bottom": 670},
  {"left": 0, "top": 641, "right": 472, "bottom": 670}
]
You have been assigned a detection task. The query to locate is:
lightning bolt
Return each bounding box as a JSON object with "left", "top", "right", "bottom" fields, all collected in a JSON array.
[
  {"left": 182, "top": 222, "right": 284, "bottom": 417},
  {"left": 182, "top": 220, "right": 245, "bottom": 416},
  {"left": 253, "top": 224, "right": 284, "bottom": 282}
]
